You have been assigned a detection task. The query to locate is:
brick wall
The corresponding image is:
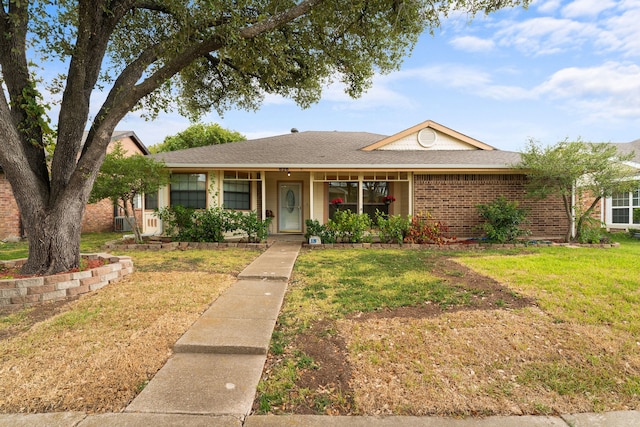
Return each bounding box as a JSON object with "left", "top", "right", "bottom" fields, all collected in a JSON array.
[
  {"left": 413, "top": 173, "right": 569, "bottom": 239},
  {"left": 0, "top": 172, "right": 22, "bottom": 240},
  {"left": 82, "top": 199, "right": 116, "bottom": 232}
]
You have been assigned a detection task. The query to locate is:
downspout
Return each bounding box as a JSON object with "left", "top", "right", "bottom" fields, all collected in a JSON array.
[{"left": 261, "top": 171, "right": 266, "bottom": 222}]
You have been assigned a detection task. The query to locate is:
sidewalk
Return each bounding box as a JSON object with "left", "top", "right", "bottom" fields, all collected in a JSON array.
[{"left": 1, "top": 240, "right": 640, "bottom": 426}]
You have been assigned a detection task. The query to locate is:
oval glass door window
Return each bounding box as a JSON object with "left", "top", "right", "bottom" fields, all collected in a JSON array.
[{"left": 286, "top": 189, "right": 295, "bottom": 213}]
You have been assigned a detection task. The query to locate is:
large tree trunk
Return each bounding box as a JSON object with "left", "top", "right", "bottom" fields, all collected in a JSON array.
[{"left": 19, "top": 196, "right": 87, "bottom": 275}]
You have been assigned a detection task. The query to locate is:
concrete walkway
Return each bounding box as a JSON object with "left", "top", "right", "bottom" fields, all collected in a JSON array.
[{"left": 2, "top": 240, "right": 640, "bottom": 426}]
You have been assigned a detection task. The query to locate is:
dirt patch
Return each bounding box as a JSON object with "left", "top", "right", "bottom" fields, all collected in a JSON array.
[
  {"left": 0, "top": 298, "right": 79, "bottom": 341},
  {"left": 255, "top": 255, "right": 539, "bottom": 415},
  {"left": 291, "top": 320, "right": 355, "bottom": 414}
]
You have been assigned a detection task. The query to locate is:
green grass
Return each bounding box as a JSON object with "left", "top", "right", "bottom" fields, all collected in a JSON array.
[
  {"left": 117, "top": 248, "right": 261, "bottom": 275},
  {"left": 0, "top": 232, "right": 124, "bottom": 261},
  {"left": 459, "top": 236, "right": 640, "bottom": 333},
  {"left": 292, "top": 249, "right": 470, "bottom": 321}
]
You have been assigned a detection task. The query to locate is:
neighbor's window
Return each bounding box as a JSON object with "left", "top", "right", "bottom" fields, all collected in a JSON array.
[
  {"left": 224, "top": 181, "right": 251, "bottom": 210},
  {"left": 170, "top": 173, "right": 206, "bottom": 209}
]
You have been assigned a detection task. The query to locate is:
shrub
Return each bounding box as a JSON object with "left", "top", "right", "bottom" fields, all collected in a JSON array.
[
  {"left": 405, "top": 211, "right": 454, "bottom": 245},
  {"left": 476, "top": 196, "right": 530, "bottom": 243},
  {"left": 304, "top": 219, "right": 337, "bottom": 243},
  {"left": 156, "top": 206, "right": 271, "bottom": 242},
  {"left": 577, "top": 217, "right": 607, "bottom": 244},
  {"left": 236, "top": 211, "right": 272, "bottom": 243},
  {"left": 375, "top": 211, "right": 410, "bottom": 244},
  {"left": 328, "top": 210, "right": 372, "bottom": 243}
]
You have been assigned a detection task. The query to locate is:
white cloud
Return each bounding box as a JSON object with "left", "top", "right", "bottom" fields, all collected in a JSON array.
[
  {"left": 535, "top": 61, "right": 640, "bottom": 120},
  {"left": 598, "top": 4, "right": 640, "bottom": 58},
  {"left": 320, "top": 74, "right": 417, "bottom": 111},
  {"left": 494, "top": 17, "right": 599, "bottom": 55},
  {"left": 395, "top": 64, "right": 533, "bottom": 101},
  {"left": 534, "top": 0, "right": 563, "bottom": 14},
  {"left": 449, "top": 36, "right": 495, "bottom": 52},
  {"left": 561, "top": 0, "right": 617, "bottom": 19}
]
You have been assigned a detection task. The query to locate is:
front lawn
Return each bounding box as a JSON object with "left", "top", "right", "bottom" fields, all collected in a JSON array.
[
  {"left": 0, "top": 247, "right": 261, "bottom": 413},
  {"left": 255, "top": 238, "right": 640, "bottom": 416}
]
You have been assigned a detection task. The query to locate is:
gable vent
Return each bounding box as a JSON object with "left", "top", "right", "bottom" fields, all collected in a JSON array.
[{"left": 417, "top": 128, "right": 437, "bottom": 148}]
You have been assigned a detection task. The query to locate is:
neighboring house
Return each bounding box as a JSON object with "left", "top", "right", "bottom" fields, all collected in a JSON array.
[
  {"left": 150, "top": 120, "right": 570, "bottom": 239},
  {"left": 0, "top": 131, "right": 149, "bottom": 240},
  {"left": 602, "top": 139, "right": 640, "bottom": 230}
]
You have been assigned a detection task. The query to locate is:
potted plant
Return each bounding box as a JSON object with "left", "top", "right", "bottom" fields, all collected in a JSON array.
[{"left": 383, "top": 195, "right": 396, "bottom": 205}]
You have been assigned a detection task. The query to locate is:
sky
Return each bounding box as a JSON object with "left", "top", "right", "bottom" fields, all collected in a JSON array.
[{"left": 95, "top": 0, "right": 640, "bottom": 151}]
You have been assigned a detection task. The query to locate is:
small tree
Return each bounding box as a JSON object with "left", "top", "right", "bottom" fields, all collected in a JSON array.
[
  {"left": 518, "top": 139, "right": 638, "bottom": 242},
  {"left": 150, "top": 123, "right": 245, "bottom": 153},
  {"left": 90, "top": 144, "right": 170, "bottom": 243}
]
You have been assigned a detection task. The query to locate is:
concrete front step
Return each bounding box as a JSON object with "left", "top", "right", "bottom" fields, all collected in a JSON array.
[
  {"left": 174, "top": 279, "right": 287, "bottom": 355},
  {"left": 126, "top": 353, "right": 266, "bottom": 417}
]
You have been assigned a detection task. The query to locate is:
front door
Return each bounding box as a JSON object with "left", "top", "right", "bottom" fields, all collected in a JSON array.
[{"left": 279, "top": 183, "right": 302, "bottom": 232}]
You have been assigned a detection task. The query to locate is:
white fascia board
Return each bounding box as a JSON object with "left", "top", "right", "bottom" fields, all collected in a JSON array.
[{"left": 163, "top": 163, "right": 516, "bottom": 170}]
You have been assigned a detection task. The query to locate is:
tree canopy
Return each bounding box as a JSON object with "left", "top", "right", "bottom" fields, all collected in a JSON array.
[
  {"left": 0, "top": 0, "right": 530, "bottom": 274},
  {"left": 518, "top": 138, "right": 638, "bottom": 242},
  {"left": 150, "top": 123, "right": 245, "bottom": 153}
]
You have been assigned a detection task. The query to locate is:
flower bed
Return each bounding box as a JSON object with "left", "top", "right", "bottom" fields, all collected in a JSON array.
[
  {"left": 104, "top": 240, "right": 270, "bottom": 251},
  {"left": 303, "top": 241, "right": 620, "bottom": 250},
  {"left": 0, "top": 253, "right": 133, "bottom": 307}
]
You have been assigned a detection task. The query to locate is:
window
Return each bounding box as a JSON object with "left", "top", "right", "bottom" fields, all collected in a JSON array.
[
  {"left": 170, "top": 174, "right": 206, "bottom": 209},
  {"left": 611, "top": 189, "right": 640, "bottom": 225},
  {"left": 144, "top": 192, "right": 158, "bottom": 210},
  {"left": 328, "top": 181, "right": 392, "bottom": 219},
  {"left": 363, "top": 181, "right": 389, "bottom": 218},
  {"left": 224, "top": 181, "right": 251, "bottom": 210}
]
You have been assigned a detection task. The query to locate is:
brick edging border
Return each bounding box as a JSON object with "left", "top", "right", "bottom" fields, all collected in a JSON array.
[
  {"left": 302, "top": 242, "right": 620, "bottom": 250},
  {"left": 0, "top": 253, "right": 134, "bottom": 307}
]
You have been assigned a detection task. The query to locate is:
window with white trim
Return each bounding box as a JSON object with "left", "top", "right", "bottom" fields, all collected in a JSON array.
[
  {"left": 170, "top": 173, "right": 207, "bottom": 209},
  {"left": 611, "top": 189, "right": 640, "bottom": 225},
  {"left": 223, "top": 181, "right": 251, "bottom": 210}
]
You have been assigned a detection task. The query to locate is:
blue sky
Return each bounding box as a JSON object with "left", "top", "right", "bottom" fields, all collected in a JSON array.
[{"left": 113, "top": 0, "right": 640, "bottom": 151}]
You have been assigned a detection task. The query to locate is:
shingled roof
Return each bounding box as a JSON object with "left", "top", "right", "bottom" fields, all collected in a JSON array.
[
  {"left": 611, "top": 139, "right": 640, "bottom": 164},
  {"left": 154, "top": 130, "right": 523, "bottom": 170}
]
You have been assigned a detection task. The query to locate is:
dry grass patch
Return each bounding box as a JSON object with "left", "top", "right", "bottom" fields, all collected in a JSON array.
[
  {"left": 340, "top": 308, "right": 640, "bottom": 416},
  {"left": 0, "top": 270, "right": 236, "bottom": 413}
]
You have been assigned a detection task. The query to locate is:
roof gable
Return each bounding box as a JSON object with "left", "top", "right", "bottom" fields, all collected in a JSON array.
[{"left": 361, "top": 120, "right": 496, "bottom": 152}]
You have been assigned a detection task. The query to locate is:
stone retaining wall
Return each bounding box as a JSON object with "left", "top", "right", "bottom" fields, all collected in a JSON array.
[{"left": 0, "top": 254, "right": 133, "bottom": 307}]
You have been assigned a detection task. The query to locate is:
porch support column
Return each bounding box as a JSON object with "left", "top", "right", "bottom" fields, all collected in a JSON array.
[
  {"left": 408, "top": 172, "right": 414, "bottom": 216},
  {"left": 261, "top": 171, "right": 267, "bottom": 220},
  {"left": 309, "top": 173, "right": 314, "bottom": 222},
  {"left": 358, "top": 175, "right": 363, "bottom": 214}
]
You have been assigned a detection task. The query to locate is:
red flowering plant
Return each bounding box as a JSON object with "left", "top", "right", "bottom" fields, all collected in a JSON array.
[
  {"left": 330, "top": 198, "right": 344, "bottom": 205},
  {"left": 383, "top": 195, "right": 396, "bottom": 204}
]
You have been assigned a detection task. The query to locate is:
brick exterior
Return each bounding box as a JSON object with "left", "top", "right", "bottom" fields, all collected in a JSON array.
[
  {"left": 0, "top": 172, "right": 21, "bottom": 239},
  {"left": 413, "top": 173, "right": 569, "bottom": 239}
]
